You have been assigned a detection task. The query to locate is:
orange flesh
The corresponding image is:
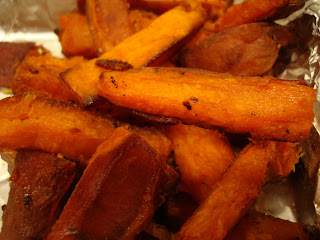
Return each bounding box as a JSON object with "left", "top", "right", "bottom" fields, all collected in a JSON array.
[{"left": 98, "top": 67, "right": 315, "bottom": 142}]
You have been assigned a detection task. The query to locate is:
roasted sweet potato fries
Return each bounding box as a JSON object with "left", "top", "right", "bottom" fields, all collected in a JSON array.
[{"left": 0, "top": 0, "right": 317, "bottom": 239}]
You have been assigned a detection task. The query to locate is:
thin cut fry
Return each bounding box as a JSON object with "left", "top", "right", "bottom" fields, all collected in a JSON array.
[
  {"left": 98, "top": 67, "right": 316, "bottom": 142},
  {"left": 0, "top": 95, "right": 115, "bottom": 165},
  {"left": 177, "top": 141, "right": 302, "bottom": 240},
  {"left": 168, "top": 124, "right": 235, "bottom": 202},
  {"left": 61, "top": 5, "right": 207, "bottom": 105}
]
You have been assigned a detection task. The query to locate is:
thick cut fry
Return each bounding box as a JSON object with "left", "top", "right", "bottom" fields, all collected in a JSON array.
[
  {"left": 179, "top": 22, "right": 291, "bottom": 76},
  {"left": 59, "top": 13, "right": 97, "bottom": 58},
  {"left": 0, "top": 150, "right": 76, "bottom": 240},
  {"left": 62, "top": 5, "right": 207, "bottom": 105},
  {"left": 206, "top": 0, "right": 297, "bottom": 32},
  {"left": 12, "top": 54, "right": 84, "bottom": 102},
  {"left": 0, "top": 95, "right": 115, "bottom": 164},
  {"left": 86, "top": 0, "right": 133, "bottom": 55},
  {"left": 47, "top": 128, "right": 162, "bottom": 240},
  {"left": 98, "top": 67, "right": 315, "bottom": 142},
  {"left": 225, "top": 210, "right": 310, "bottom": 240},
  {"left": 177, "top": 141, "right": 301, "bottom": 240},
  {"left": 168, "top": 124, "right": 235, "bottom": 202}
]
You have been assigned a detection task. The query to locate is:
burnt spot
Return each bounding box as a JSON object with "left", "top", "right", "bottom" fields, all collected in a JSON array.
[
  {"left": 286, "top": 129, "right": 290, "bottom": 134},
  {"left": 95, "top": 59, "right": 133, "bottom": 71},
  {"left": 110, "top": 76, "right": 118, "bottom": 88},
  {"left": 23, "top": 194, "right": 32, "bottom": 207},
  {"left": 251, "top": 112, "right": 256, "bottom": 116},
  {"left": 183, "top": 101, "right": 192, "bottom": 110},
  {"left": 29, "top": 68, "right": 39, "bottom": 74},
  {"left": 180, "top": 70, "right": 185, "bottom": 75},
  {"left": 69, "top": 128, "right": 81, "bottom": 134}
]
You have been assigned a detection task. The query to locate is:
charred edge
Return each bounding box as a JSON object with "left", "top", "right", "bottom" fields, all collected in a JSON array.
[
  {"left": 183, "top": 101, "right": 192, "bottom": 110},
  {"left": 29, "top": 68, "right": 39, "bottom": 74},
  {"left": 95, "top": 59, "right": 133, "bottom": 71}
]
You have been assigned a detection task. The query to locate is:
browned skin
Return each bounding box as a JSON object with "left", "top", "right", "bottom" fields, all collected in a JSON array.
[
  {"left": 59, "top": 13, "right": 97, "bottom": 58},
  {"left": 0, "top": 42, "right": 35, "bottom": 88},
  {"left": 179, "top": 22, "right": 291, "bottom": 76},
  {"left": 225, "top": 210, "right": 310, "bottom": 240},
  {"left": 0, "top": 150, "right": 76, "bottom": 240},
  {"left": 0, "top": 94, "right": 115, "bottom": 165},
  {"left": 86, "top": 0, "right": 133, "bottom": 55},
  {"left": 205, "top": 0, "right": 296, "bottom": 32},
  {"left": 98, "top": 67, "right": 316, "bottom": 142},
  {"left": 47, "top": 128, "right": 162, "bottom": 240},
  {"left": 167, "top": 124, "right": 235, "bottom": 202},
  {"left": 12, "top": 54, "right": 84, "bottom": 102},
  {"left": 177, "top": 141, "right": 301, "bottom": 240},
  {"left": 61, "top": 5, "right": 207, "bottom": 105}
]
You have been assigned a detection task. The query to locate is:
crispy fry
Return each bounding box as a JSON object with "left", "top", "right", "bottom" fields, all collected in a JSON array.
[
  {"left": 12, "top": 54, "right": 84, "bottom": 102},
  {"left": 177, "top": 141, "right": 302, "bottom": 240},
  {"left": 98, "top": 67, "right": 315, "bottom": 142},
  {"left": 128, "top": 9, "right": 158, "bottom": 33},
  {"left": 62, "top": 5, "right": 207, "bottom": 105},
  {"left": 58, "top": 13, "right": 97, "bottom": 58},
  {"left": 206, "top": 0, "right": 297, "bottom": 32},
  {"left": 168, "top": 124, "right": 235, "bottom": 202},
  {"left": 179, "top": 22, "right": 291, "bottom": 76},
  {"left": 0, "top": 95, "right": 115, "bottom": 165},
  {"left": 225, "top": 210, "right": 310, "bottom": 240},
  {"left": 0, "top": 150, "right": 76, "bottom": 240},
  {"left": 47, "top": 128, "right": 162, "bottom": 240},
  {"left": 86, "top": 0, "right": 133, "bottom": 55}
]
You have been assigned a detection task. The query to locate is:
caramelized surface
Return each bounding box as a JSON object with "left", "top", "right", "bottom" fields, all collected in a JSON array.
[
  {"left": 62, "top": 5, "right": 207, "bottom": 104},
  {"left": 98, "top": 67, "right": 315, "bottom": 142},
  {"left": 0, "top": 150, "right": 76, "bottom": 240},
  {"left": 177, "top": 141, "right": 301, "bottom": 240},
  {"left": 47, "top": 128, "right": 162, "bottom": 240},
  {"left": 0, "top": 95, "right": 115, "bottom": 164}
]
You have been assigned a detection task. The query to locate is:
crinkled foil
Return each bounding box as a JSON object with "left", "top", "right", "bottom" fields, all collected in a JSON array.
[{"left": 0, "top": 0, "right": 320, "bottom": 234}]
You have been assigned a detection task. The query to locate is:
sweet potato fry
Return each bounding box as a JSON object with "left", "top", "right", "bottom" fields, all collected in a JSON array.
[
  {"left": 179, "top": 22, "right": 291, "bottom": 76},
  {"left": 98, "top": 67, "right": 316, "bottom": 142},
  {"left": 206, "top": 0, "right": 299, "bottom": 32},
  {"left": 177, "top": 141, "right": 302, "bottom": 240},
  {"left": 167, "top": 124, "right": 235, "bottom": 202},
  {"left": 128, "top": 0, "right": 227, "bottom": 14},
  {"left": 128, "top": 9, "right": 158, "bottom": 33},
  {"left": 12, "top": 54, "right": 84, "bottom": 102},
  {"left": 58, "top": 13, "right": 97, "bottom": 58},
  {"left": 86, "top": 0, "right": 133, "bottom": 55},
  {"left": 0, "top": 94, "right": 115, "bottom": 165},
  {"left": 0, "top": 150, "right": 76, "bottom": 240},
  {"left": 225, "top": 209, "right": 310, "bottom": 240},
  {"left": 0, "top": 42, "right": 35, "bottom": 88},
  {"left": 61, "top": 5, "right": 207, "bottom": 105},
  {"left": 47, "top": 128, "right": 162, "bottom": 240}
]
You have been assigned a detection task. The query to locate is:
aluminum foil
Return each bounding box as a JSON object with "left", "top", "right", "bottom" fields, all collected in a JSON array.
[{"left": 0, "top": 0, "right": 320, "bottom": 235}]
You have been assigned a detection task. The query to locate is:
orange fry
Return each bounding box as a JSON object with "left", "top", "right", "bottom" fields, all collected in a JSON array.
[
  {"left": 0, "top": 95, "right": 115, "bottom": 165},
  {"left": 168, "top": 124, "right": 235, "bottom": 202},
  {"left": 177, "top": 141, "right": 301, "bottom": 240},
  {"left": 62, "top": 5, "right": 207, "bottom": 105},
  {"left": 98, "top": 67, "right": 315, "bottom": 142}
]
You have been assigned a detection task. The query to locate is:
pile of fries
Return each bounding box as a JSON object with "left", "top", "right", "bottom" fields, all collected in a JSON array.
[{"left": 0, "top": 0, "right": 318, "bottom": 239}]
